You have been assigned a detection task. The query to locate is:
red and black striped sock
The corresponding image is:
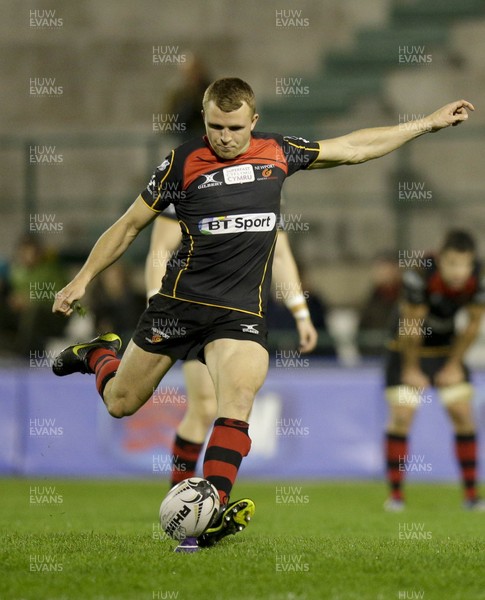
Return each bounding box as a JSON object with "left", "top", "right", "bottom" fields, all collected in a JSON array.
[
  {"left": 455, "top": 433, "right": 478, "bottom": 501},
  {"left": 87, "top": 348, "right": 120, "bottom": 397},
  {"left": 171, "top": 434, "right": 204, "bottom": 487},
  {"left": 203, "top": 417, "right": 251, "bottom": 506},
  {"left": 385, "top": 432, "right": 408, "bottom": 501}
]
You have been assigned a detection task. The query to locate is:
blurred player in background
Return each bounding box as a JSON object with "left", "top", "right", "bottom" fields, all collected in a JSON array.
[
  {"left": 51, "top": 77, "right": 474, "bottom": 551},
  {"left": 358, "top": 250, "right": 401, "bottom": 356},
  {"left": 161, "top": 52, "right": 211, "bottom": 142},
  {"left": 145, "top": 210, "right": 318, "bottom": 487},
  {"left": 384, "top": 230, "right": 485, "bottom": 511}
]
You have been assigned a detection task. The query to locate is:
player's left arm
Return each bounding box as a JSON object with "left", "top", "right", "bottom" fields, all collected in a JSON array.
[
  {"left": 272, "top": 231, "right": 318, "bottom": 353},
  {"left": 435, "top": 304, "right": 485, "bottom": 386},
  {"left": 309, "top": 100, "right": 474, "bottom": 169}
]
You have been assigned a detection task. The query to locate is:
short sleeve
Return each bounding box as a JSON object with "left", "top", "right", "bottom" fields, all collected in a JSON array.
[
  {"left": 159, "top": 204, "right": 178, "bottom": 221},
  {"left": 282, "top": 136, "right": 320, "bottom": 176},
  {"left": 141, "top": 150, "right": 183, "bottom": 212},
  {"left": 402, "top": 270, "right": 426, "bottom": 305}
]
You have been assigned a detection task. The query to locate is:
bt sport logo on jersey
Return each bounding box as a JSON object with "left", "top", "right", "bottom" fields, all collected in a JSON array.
[{"left": 198, "top": 213, "right": 277, "bottom": 235}]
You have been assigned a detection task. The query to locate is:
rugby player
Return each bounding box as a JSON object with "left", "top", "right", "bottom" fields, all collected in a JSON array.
[
  {"left": 384, "top": 230, "right": 485, "bottom": 511},
  {"left": 52, "top": 77, "right": 474, "bottom": 548},
  {"left": 145, "top": 212, "right": 318, "bottom": 490}
]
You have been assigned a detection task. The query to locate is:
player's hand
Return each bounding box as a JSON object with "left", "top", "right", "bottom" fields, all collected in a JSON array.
[
  {"left": 296, "top": 317, "right": 318, "bottom": 353},
  {"left": 401, "top": 366, "right": 430, "bottom": 389},
  {"left": 434, "top": 362, "right": 465, "bottom": 387},
  {"left": 52, "top": 280, "right": 86, "bottom": 317},
  {"left": 426, "top": 100, "right": 475, "bottom": 132}
]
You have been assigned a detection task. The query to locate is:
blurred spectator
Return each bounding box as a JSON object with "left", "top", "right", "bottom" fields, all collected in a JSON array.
[
  {"left": 88, "top": 261, "right": 144, "bottom": 350},
  {"left": 0, "top": 257, "right": 14, "bottom": 351},
  {"left": 2, "top": 235, "right": 67, "bottom": 357},
  {"left": 163, "top": 52, "right": 211, "bottom": 140},
  {"left": 358, "top": 251, "right": 402, "bottom": 356}
]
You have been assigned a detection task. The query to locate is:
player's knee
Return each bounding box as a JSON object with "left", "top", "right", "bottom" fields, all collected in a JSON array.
[
  {"left": 386, "top": 385, "right": 421, "bottom": 409},
  {"left": 386, "top": 386, "right": 417, "bottom": 432},
  {"left": 389, "top": 419, "right": 411, "bottom": 434},
  {"left": 105, "top": 393, "right": 137, "bottom": 419},
  {"left": 388, "top": 409, "right": 414, "bottom": 433},
  {"left": 106, "top": 402, "right": 128, "bottom": 419},
  {"left": 439, "top": 383, "right": 475, "bottom": 431},
  {"left": 439, "top": 383, "right": 473, "bottom": 406},
  {"left": 447, "top": 406, "right": 475, "bottom": 431}
]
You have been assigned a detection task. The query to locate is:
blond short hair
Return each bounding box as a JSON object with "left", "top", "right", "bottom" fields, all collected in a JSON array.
[{"left": 202, "top": 78, "right": 256, "bottom": 115}]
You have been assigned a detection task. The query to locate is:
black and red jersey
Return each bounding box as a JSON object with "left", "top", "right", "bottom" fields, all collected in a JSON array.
[
  {"left": 141, "top": 132, "right": 319, "bottom": 316},
  {"left": 394, "top": 255, "right": 485, "bottom": 347}
]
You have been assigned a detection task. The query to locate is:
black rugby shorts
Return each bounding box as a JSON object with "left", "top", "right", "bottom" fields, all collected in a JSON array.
[{"left": 132, "top": 294, "right": 268, "bottom": 362}]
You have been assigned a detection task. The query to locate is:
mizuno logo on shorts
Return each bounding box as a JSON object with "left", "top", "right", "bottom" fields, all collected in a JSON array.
[
  {"left": 240, "top": 324, "right": 259, "bottom": 334},
  {"left": 199, "top": 213, "right": 276, "bottom": 235}
]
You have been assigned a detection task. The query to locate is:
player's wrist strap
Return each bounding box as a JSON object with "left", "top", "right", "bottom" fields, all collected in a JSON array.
[{"left": 286, "top": 293, "right": 310, "bottom": 320}]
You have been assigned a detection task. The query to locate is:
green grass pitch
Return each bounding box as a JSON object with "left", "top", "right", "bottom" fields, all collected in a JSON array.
[{"left": 1, "top": 479, "right": 484, "bottom": 600}]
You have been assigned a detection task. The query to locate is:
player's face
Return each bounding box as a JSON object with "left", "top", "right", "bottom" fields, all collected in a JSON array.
[
  {"left": 203, "top": 100, "right": 259, "bottom": 160},
  {"left": 438, "top": 249, "right": 474, "bottom": 289}
]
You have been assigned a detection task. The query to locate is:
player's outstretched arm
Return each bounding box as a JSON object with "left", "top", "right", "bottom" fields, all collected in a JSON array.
[
  {"left": 272, "top": 231, "right": 318, "bottom": 353},
  {"left": 53, "top": 195, "right": 157, "bottom": 316},
  {"left": 310, "top": 100, "right": 475, "bottom": 169}
]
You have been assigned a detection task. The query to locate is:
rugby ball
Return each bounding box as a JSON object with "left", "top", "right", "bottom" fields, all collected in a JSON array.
[{"left": 160, "top": 477, "right": 220, "bottom": 540}]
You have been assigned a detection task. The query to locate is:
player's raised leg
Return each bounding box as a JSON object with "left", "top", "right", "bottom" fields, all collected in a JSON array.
[
  {"left": 54, "top": 335, "right": 175, "bottom": 417},
  {"left": 171, "top": 360, "right": 217, "bottom": 487},
  {"left": 103, "top": 340, "right": 175, "bottom": 417}
]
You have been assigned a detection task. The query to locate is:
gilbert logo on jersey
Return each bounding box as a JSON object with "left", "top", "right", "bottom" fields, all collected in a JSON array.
[{"left": 199, "top": 213, "right": 277, "bottom": 235}]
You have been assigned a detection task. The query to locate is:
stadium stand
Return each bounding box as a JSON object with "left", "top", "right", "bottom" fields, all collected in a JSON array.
[{"left": 1, "top": 0, "right": 485, "bottom": 308}]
